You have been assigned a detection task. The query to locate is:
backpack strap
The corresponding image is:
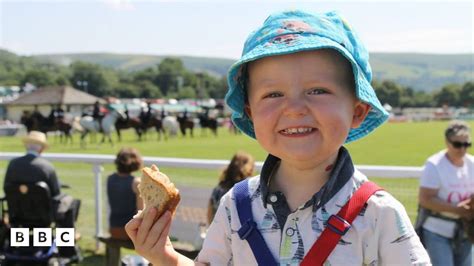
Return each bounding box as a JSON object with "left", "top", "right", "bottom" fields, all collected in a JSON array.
[
  {"left": 234, "top": 179, "right": 278, "bottom": 266},
  {"left": 301, "top": 181, "right": 383, "bottom": 266}
]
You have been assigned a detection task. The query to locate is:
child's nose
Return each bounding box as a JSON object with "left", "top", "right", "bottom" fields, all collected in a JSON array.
[{"left": 283, "top": 97, "right": 309, "bottom": 117}]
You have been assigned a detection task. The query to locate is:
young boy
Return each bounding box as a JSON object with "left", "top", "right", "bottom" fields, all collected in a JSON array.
[{"left": 125, "top": 10, "right": 430, "bottom": 265}]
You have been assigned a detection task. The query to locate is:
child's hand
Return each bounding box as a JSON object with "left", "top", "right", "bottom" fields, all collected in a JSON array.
[{"left": 125, "top": 208, "right": 179, "bottom": 265}]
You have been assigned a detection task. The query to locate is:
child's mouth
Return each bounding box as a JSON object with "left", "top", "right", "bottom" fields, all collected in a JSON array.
[{"left": 279, "top": 127, "right": 315, "bottom": 136}]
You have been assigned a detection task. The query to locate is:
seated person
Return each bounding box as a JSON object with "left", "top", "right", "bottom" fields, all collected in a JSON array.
[
  {"left": 3, "top": 131, "right": 81, "bottom": 257},
  {"left": 107, "top": 147, "right": 143, "bottom": 240},
  {"left": 207, "top": 151, "right": 255, "bottom": 225}
]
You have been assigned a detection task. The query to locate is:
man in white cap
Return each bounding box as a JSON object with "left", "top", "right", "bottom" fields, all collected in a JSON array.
[{"left": 4, "top": 131, "right": 82, "bottom": 260}]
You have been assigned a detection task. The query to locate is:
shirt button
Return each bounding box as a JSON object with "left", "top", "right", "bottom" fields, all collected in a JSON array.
[
  {"left": 286, "top": 227, "right": 295, "bottom": 237},
  {"left": 269, "top": 194, "right": 278, "bottom": 203}
]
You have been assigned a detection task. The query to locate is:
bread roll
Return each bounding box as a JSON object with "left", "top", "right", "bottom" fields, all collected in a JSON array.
[{"left": 137, "top": 164, "right": 180, "bottom": 220}]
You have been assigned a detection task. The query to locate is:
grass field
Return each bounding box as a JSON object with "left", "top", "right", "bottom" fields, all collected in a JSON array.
[{"left": 1, "top": 120, "right": 473, "bottom": 265}]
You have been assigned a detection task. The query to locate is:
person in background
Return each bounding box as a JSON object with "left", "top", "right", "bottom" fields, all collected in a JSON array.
[
  {"left": 107, "top": 147, "right": 144, "bottom": 240},
  {"left": 4, "top": 131, "right": 82, "bottom": 259},
  {"left": 418, "top": 120, "right": 474, "bottom": 266},
  {"left": 92, "top": 100, "right": 104, "bottom": 131},
  {"left": 161, "top": 106, "right": 168, "bottom": 120},
  {"left": 207, "top": 151, "right": 255, "bottom": 225}
]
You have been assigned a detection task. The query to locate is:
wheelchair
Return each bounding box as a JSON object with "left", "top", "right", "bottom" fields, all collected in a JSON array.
[{"left": 0, "top": 182, "right": 80, "bottom": 266}]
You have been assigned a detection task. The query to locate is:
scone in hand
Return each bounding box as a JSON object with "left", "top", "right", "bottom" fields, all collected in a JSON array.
[{"left": 137, "top": 164, "right": 180, "bottom": 220}]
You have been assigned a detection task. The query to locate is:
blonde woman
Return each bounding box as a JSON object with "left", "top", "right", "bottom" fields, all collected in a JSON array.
[{"left": 207, "top": 152, "right": 255, "bottom": 225}]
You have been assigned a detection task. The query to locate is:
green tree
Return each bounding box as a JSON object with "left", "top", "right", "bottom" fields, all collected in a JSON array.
[
  {"left": 133, "top": 67, "right": 158, "bottom": 84},
  {"left": 413, "top": 91, "right": 434, "bottom": 107},
  {"left": 157, "top": 58, "right": 186, "bottom": 96},
  {"left": 21, "top": 69, "right": 56, "bottom": 87},
  {"left": 459, "top": 82, "right": 474, "bottom": 107},
  {"left": 113, "top": 83, "right": 140, "bottom": 98},
  {"left": 433, "top": 84, "right": 461, "bottom": 107},
  {"left": 70, "top": 62, "right": 118, "bottom": 96},
  {"left": 373, "top": 80, "right": 403, "bottom": 107},
  {"left": 137, "top": 80, "right": 162, "bottom": 98},
  {"left": 177, "top": 86, "right": 197, "bottom": 99},
  {"left": 208, "top": 76, "right": 228, "bottom": 98}
]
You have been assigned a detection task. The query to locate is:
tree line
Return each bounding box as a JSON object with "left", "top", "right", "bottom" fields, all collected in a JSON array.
[
  {"left": 0, "top": 50, "right": 472, "bottom": 107},
  {"left": 0, "top": 50, "right": 227, "bottom": 99},
  {"left": 373, "top": 80, "right": 473, "bottom": 108}
]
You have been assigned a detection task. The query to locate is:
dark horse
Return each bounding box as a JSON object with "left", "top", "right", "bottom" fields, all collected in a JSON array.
[
  {"left": 20, "top": 111, "right": 73, "bottom": 144},
  {"left": 176, "top": 116, "right": 194, "bottom": 137},
  {"left": 199, "top": 114, "right": 218, "bottom": 136},
  {"left": 143, "top": 116, "right": 167, "bottom": 141},
  {"left": 115, "top": 115, "right": 166, "bottom": 141},
  {"left": 115, "top": 116, "right": 143, "bottom": 142}
]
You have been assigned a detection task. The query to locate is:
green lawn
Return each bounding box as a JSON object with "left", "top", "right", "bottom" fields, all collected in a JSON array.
[{"left": 0, "top": 121, "right": 472, "bottom": 264}]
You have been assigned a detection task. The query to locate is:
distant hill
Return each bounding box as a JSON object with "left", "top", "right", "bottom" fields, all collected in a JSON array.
[
  {"left": 369, "top": 53, "right": 472, "bottom": 92},
  {"left": 33, "top": 53, "right": 234, "bottom": 78},
  {"left": 23, "top": 52, "right": 474, "bottom": 92}
]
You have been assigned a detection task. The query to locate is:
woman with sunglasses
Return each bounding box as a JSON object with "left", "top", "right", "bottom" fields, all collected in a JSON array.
[{"left": 418, "top": 120, "right": 474, "bottom": 266}]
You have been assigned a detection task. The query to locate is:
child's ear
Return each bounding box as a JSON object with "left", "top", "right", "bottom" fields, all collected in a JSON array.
[
  {"left": 351, "top": 101, "right": 371, "bottom": 128},
  {"left": 244, "top": 104, "right": 252, "bottom": 121}
]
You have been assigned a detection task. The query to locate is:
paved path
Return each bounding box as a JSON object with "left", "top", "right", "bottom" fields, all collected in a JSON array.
[{"left": 170, "top": 186, "right": 212, "bottom": 248}]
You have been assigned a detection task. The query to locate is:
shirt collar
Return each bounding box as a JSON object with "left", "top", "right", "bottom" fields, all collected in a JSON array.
[
  {"left": 259, "top": 146, "right": 354, "bottom": 210},
  {"left": 26, "top": 150, "right": 40, "bottom": 157}
]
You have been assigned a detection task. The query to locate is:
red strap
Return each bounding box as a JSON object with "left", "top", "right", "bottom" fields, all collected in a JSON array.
[{"left": 301, "top": 181, "right": 383, "bottom": 266}]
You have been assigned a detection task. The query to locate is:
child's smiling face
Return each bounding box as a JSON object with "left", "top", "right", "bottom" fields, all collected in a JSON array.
[{"left": 245, "top": 49, "right": 370, "bottom": 167}]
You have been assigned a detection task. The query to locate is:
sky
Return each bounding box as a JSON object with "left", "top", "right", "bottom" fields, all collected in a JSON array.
[{"left": 0, "top": 0, "right": 472, "bottom": 59}]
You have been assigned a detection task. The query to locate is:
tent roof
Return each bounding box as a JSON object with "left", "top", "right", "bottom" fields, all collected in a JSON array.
[{"left": 6, "top": 86, "right": 105, "bottom": 106}]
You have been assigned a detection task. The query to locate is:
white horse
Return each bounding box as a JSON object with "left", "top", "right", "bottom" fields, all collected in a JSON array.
[
  {"left": 162, "top": 116, "right": 179, "bottom": 138},
  {"left": 79, "top": 110, "right": 125, "bottom": 147}
]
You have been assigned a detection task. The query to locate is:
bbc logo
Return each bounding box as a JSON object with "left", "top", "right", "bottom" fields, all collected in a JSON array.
[{"left": 10, "top": 228, "right": 75, "bottom": 247}]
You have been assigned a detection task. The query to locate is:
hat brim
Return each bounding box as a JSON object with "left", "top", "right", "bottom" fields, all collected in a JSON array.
[
  {"left": 22, "top": 137, "right": 48, "bottom": 148},
  {"left": 225, "top": 35, "right": 388, "bottom": 143}
]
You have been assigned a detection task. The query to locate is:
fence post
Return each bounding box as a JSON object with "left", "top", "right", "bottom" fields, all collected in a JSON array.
[{"left": 93, "top": 163, "right": 104, "bottom": 250}]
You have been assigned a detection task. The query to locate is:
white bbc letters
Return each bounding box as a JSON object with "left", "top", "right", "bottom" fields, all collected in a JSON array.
[
  {"left": 11, "top": 228, "right": 29, "bottom": 247},
  {"left": 55, "top": 228, "right": 75, "bottom": 247},
  {"left": 10, "top": 228, "right": 74, "bottom": 247},
  {"left": 33, "top": 228, "right": 52, "bottom": 247}
]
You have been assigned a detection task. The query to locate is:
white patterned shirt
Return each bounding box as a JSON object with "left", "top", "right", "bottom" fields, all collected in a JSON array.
[{"left": 197, "top": 149, "right": 430, "bottom": 265}]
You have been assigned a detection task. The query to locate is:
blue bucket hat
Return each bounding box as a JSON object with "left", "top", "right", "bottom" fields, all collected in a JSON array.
[{"left": 225, "top": 10, "right": 388, "bottom": 143}]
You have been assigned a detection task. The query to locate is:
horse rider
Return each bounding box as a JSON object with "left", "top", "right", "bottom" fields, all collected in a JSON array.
[
  {"left": 92, "top": 101, "right": 105, "bottom": 132},
  {"left": 140, "top": 103, "right": 153, "bottom": 127},
  {"left": 56, "top": 105, "right": 65, "bottom": 121},
  {"left": 50, "top": 105, "right": 65, "bottom": 124},
  {"left": 182, "top": 108, "right": 189, "bottom": 121},
  {"left": 124, "top": 106, "right": 130, "bottom": 121},
  {"left": 160, "top": 106, "right": 168, "bottom": 120},
  {"left": 48, "top": 105, "right": 56, "bottom": 126},
  {"left": 48, "top": 105, "right": 64, "bottom": 126}
]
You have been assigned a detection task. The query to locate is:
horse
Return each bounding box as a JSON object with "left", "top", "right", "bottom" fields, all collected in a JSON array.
[
  {"left": 199, "top": 114, "right": 218, "bottom": 137},
  {"left": 115, "top": 116, "right": 143, "bottom": 142},
  {"left": 137, "top": 116, "right": 169, "bottom": 141},
  {"left": 78, "top": 110, "right": 125, "bottom": 147},
  {"left": 20, "top": 111, "right": 73, "bottom": 144},
  {"left": 162, "top": 116, "right": 179, "bottom": 138},
  {"left": 176, "top": 116, "right": 194, "bottom": 138}
]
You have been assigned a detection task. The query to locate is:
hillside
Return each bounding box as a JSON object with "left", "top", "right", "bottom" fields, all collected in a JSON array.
[
  {"left": 3, "top": 49, "right": 473, "bottom": 92},
  {"left": 33, "top": 53, "right": 234, "bottom": 77},
  {"left": 370, "top": 53, "right": 472, "bottom": 91}
]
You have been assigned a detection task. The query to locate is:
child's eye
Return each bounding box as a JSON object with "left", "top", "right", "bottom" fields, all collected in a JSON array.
[
  {"left": 308, "top": 88, "right": 327, "bottom": 95},
  {"left": 263, "top": 92, "right": 283, "bottom": 98}
]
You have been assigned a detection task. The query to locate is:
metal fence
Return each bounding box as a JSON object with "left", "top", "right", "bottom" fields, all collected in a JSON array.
[{"left": 0, "top": 152, "right": 422, "bottom": 249}]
